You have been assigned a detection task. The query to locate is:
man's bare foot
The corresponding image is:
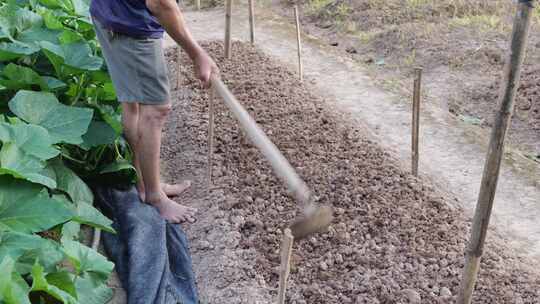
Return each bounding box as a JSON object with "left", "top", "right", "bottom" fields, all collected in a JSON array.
[
  {"left": 146, "top": 192, "right": 197, "bottom": 223},
  {"left": 138, "top": 180, "right": 192, "bottom": 202},
  {"left": 161, "top": 181, "right": 192, "bottom": 197}
]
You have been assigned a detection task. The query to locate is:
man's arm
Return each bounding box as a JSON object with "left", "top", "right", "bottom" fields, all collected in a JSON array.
[{"left": 146, "top": 0, "right": 217, "bottom": 86}]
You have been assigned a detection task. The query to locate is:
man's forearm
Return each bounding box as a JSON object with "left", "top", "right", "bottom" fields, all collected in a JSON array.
[{"left": 146, "top": 0, "right": 203, "bottom": 60}]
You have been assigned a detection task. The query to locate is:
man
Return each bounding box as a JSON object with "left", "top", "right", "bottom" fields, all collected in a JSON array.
[{"left": 90, "top": 0, "right": 218, "bottom": 223}]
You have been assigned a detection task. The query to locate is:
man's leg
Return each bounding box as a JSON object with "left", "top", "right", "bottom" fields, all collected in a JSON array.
[
  {"left": 122, "top": 103, "right": 191, "bottom": 201},
  {"left": 122, "top": 103, "right": 146, "bottom": 198},
  {"left": 137, "top": 104, "right": 197, "bottom": 223}
]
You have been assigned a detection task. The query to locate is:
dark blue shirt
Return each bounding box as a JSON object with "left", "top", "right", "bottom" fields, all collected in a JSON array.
[{"left": 90, "top": 0, "right": 164, "bottom": 38}]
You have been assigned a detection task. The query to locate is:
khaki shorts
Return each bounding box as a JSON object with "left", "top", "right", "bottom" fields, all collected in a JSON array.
[{"left": 93, "top": 18, "right": 171, "bottom": 105}]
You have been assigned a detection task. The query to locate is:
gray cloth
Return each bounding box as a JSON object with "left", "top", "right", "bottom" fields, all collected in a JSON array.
[
  {"left": 94, "top": 186, "right": 199, "bottom": 304},
  {"left": 93, "top": 18, "right": 171, "bottom": 104}
]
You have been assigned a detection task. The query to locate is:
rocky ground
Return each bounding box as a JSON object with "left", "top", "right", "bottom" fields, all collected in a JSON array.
[{"left": 160, "top": 41, "right": 540, "bottom": 303}]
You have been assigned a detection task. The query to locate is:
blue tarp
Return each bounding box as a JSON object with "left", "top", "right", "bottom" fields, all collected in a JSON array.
[{"left": 94, "top": 186, "right": 199, "bottom": 304}]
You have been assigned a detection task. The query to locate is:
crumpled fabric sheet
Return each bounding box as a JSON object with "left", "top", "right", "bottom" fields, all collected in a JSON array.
[{"left": 94, "top": 186, "right": 199, "bottom": 304}]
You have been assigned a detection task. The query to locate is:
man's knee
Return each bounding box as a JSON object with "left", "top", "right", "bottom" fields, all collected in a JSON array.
[
  {"left": 122, "top": 102, "right": 139, "bottom": 122},
  {"left": 121, "top": 103, "right": 140, "bottom": 141},
  {"left": 141, "top": 104, "right": 172, "bottom": 127}
]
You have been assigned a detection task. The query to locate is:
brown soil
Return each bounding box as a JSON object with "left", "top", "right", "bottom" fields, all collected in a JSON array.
[
  {"left": 274, "top": 0, "right": 540, "bottom": 156},
  {"left": 464, "top": 65, "right": 540, "bottom": 158},
  {"left": 164, "top": 41, "right": 540, "bottom": 303}
]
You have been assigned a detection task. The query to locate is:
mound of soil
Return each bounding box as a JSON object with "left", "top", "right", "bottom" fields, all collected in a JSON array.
[
  {"left": 465, "top": 64, "right": 540, "bottom": 154},
  {"left": 166, "top": 41, "right": 540, "bottom": 303}
]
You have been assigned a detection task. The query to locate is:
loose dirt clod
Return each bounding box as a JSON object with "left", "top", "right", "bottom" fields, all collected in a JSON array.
[{"left": 163, "top": 41, "right": 540, "bottom": 303}]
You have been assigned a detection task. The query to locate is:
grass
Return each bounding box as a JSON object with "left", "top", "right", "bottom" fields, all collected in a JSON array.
[
  {"left": 448, "top": 14, "right": 504, "bottom": 32},
  {"left": 306, "top": 0, "right": 352, "bottom": 25},
  {"left": 306, "top": 0, "right": 333, "bottom": 14}
]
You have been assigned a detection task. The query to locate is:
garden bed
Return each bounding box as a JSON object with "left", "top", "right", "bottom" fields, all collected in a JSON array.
[{"left": 164, "top": 41, "right": 540, "bottom": 303}]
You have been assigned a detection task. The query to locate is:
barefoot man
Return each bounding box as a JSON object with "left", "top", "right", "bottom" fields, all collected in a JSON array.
[{"left": 90, "top": 0, "right": 218, "bottom": 222}]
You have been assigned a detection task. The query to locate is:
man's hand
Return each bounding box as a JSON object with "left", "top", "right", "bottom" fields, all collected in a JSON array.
[
  {"left": 194, "top": 51, "right": 219, "bottom": 89},
  {"left": 146, "top": 0, "right": 218, "bottom": 88}
]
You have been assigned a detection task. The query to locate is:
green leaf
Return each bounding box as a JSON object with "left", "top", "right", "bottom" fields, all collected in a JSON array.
[
  {"left": 39, "top": 9, "right": 64, "bottom": 30},
  {"left": 10, "top": 5, "right": 43, "bottom": 34},
  {"left": 54, "top": 192, "right": 114, "bottom": 233},
  {"left": 0, "top": 121, "right": 58, "bottom": 187},
  {"left": 100, "top": 159, "right": 136, "bottom": 174},
  {"left": 97, "top": 104, "right": 122, "bottom": 135},
  {"left": 42, "top": 76, "right": 67, "bottom": 90},
  {"left": 0, "top": 4, "right": 43, "bottom": 38},
  {"left": 75, "top": 274, "right": 113, "bottom": 304},
  {"left": 0, "top": 175, "right": 41, "bottom": 209},
  {"left": 0, "top": 121, "right": 59, "bottom": 160},
  {"left": 9, "top": 90, "right": 94, "bottom": 144},
  {"left": 51, "top": 159, "right": 93, "bottom": 204},
  {"left": 0, "top": 230, "right": 63, "bottom": 276},
  {"left": 62, "top": 240, "right": 114, "bottom": 283},
  {"left": 0, "top": 41, "right": 40, "bottom": 61},
  {"left": 40, "top": 40, "right": 103, "bottom": 72},
  {"left": 0, "top": 143, "right": 56, "bottom": 188},
  {"left": 81, "top": 120, "right": 118, "bottom": 150},
  {"left": 0, "top": 63, "right": 45, "bottom": 91},
  {"left": 73, "top": 202, "right": 114, "bottom": 233},
  {"left": 18, "top": 26, "right": 60, "bottom": 46},
  {"left": 72, "top": 0, "right": 90, "bottom": 17},
  {"left": 45, "top": 271, "right": 77, "bottom": 298},
  {"left": 0, "top": 256, "right": 31, "bottom": 304},
  {"left": 37, "top": 0, "right": 72, "bottom": 11},
  {"left": 31, "top": 262, "right": 78, "bottom": 304},
  {"left": 59, "top": 28, "right": 84, "bottom": 44},
  {"left": 60, "top": 221, "right": 80, "bottom": 243},
  {"left": 0, "top": 179, "right": 73, "bottom": 232}
]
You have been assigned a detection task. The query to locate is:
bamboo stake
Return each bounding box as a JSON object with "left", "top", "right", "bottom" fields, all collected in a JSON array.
[
  {"left": 277, "top": 228, "right": 294, "bottom": 304},
  {"left": 412, "top": 67, "right": 422, "bottom": 176},
  {"left": 248, "top": 0, "right": 255, "bottom": 44},
  {"left": 176, "top": 48, "right": 182, "bottom": 90},
  {"left": 196, "top": 0, "right": 201, "bottom": 10},
  {"left": 457, "top": 2, "right": 534, "bottom": 303},
  {"left": 207, "top": 87, "right": 215, "bottom": 187},
  {"left": 91, "top": 228, "right": 101, "bottom": 250},
  {"left": 293, "top": 5, "right": 303, "bottom": 81},
  {"left": 224, "top": 0, "right": 233, "bottom": 59}
]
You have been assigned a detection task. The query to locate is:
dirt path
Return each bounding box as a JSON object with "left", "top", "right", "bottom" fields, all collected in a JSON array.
[{"left": 169, "top": 5, "right": 540, "bottom": 262}]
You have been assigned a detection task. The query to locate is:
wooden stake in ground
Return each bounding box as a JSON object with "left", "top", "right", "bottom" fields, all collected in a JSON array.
[
  {"left": 277, "top": 228, "right": 294, "bottom": 304},
  {"left": 91, "top": 228, "right": 101, "bottom": 250},
  {"left": 293, "top": 5, "right": 303, "bottom": 81},
  {"left": 224, "top": 0, "right": 233, "bottom": 59},
  {"left": 457, "top": 2, "right": 534, "bottom": 303},
  {"left": 207, "top": 87, "right": 215, "bottom": 187},
  {"left": 248, "top": 0, "right": 255, "bottom": 44},
  {"left": 411, "top": 67, "right": 422, "bottom": 176},
  {"left": 176, "top": 48, "right": 182, "bottom": 90},
  {"left": 196, "top": 0, "right": 200, "bottom": 10}
]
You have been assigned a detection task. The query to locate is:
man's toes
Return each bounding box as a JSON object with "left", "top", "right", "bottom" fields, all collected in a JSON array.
[
  {"left": 177, "top": 214, "right": 188, "bottom": 222},
  {"left": 168, "top": 216, "right": 181, "bottom": 224},
  {"left": 185, "top": 210, "right": 197, "bottom": 218}
]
